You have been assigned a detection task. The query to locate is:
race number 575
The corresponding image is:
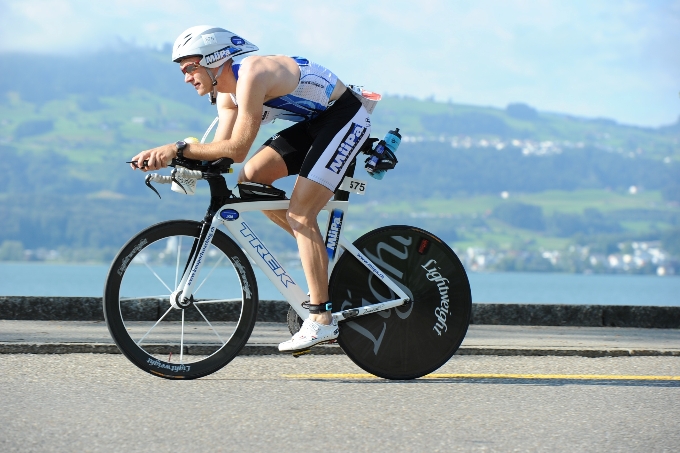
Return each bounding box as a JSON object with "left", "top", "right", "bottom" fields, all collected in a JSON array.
[{"left": 340, "top": 177, "right": 367, "bottom": 195}]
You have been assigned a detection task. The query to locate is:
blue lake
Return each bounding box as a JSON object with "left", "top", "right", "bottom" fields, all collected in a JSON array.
[{"left": 1, "top": 262, "right": 678, "bottom": 306}]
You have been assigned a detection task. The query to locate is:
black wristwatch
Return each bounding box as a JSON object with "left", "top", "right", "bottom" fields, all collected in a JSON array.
[{"left": 175, "top": 140, "right": 188, "bottom": 159}]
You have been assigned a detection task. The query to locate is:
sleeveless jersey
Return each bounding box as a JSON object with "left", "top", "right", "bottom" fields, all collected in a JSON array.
[{"left": 229, "top": 56, "right": 338, "bottom": 124}]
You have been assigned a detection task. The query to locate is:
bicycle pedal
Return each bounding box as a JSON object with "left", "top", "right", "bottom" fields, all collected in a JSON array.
[{"left": 292, "top": 348, "right": 312, "bottom": 358}]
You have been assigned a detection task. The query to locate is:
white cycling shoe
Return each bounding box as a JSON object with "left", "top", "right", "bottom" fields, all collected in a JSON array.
[{"left": 279, "top": 318, "right": 339, "bottom": 352}]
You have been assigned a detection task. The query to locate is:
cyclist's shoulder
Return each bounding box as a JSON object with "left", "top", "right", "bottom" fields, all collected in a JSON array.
[
  {"left": 237, "top": 55, "right": 332, "bottom": 76},
  {"left": 236, "top": 55, "right": 296, "bottom": 73},
  {"left": 233, "top": 55, "right": 298, "bottom": 88}
]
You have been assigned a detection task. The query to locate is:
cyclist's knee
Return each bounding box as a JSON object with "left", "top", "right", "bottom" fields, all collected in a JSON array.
[
  {"left": 239, "top": 147, "right": 288, "bottom": 185},
  {"left": 238, "top": 162, "right": 285, "bottom": 185},
  {"left": 238, "top": 165, "right": 267, "bottom": 185},
  {"left": 286, "top": 210, "right": 314, "bottom": 234},
  {"left": 285, "top": 210, "right": 303, "bottom": 232},
  {"left": 236, "top": 167, "right": 250, "bottom": 184}
]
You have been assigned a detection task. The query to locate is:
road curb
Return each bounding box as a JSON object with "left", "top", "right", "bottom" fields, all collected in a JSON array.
[
  {"left": 1, "top": 342, "right": 678, "bottom": 357},
  {"left": 456, "top": 347, "right": 680, "bottom": 357},
  {"left": 0, "top": 343, "right": 345, "bottom": 356}
]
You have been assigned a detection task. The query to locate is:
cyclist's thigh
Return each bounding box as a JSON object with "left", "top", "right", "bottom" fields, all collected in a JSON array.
[
  {"left": 241, "top": 121, "right": 313, "bottom": 184},
  {"left": 288, "top": 176, "right": 334, "bottom": 220},
  {"left": 300, "top": 93, "right": 371, "bottom": 192},
  {"left": 239, "top": 145, "right": 289, "bottom": 184}
]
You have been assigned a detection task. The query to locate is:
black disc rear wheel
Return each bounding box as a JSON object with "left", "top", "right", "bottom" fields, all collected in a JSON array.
[{"left": 329, "top": 225, "right": 471, "bottom": 380}]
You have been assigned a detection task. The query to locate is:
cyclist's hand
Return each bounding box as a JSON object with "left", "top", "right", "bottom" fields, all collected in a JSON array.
[{"left": 130, "top": 144, "right": 176, "bottom": 171}]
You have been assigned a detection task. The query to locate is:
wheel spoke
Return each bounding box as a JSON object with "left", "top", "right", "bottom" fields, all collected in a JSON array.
[
  {"left": 143, "top": 261, "right": 173, "bottom": 293},
  {"left": 119, "top": 295, "right": 169, "bottom": 302},
  {"left": 194, "top": 252, "right": 226, "bottom": 296},
  {"left": 175, "top": 236, "right": 182, "bottom": 288},
  {"left": 194, "top": 304, "right": 226, "bottom": 345},
  {"left": 180, "top": 309, "right": 185, "bottom": 363},
  {"left": 194, "top": 298, "right": 243, "bottom": 304},
  {"left": 136, "top": 304, "right": 174, "bottom": 346}
]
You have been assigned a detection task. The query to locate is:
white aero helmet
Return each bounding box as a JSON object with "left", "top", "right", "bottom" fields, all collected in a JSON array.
[{"left": 172, "top": 25, "right": 259, "bottom": 68}]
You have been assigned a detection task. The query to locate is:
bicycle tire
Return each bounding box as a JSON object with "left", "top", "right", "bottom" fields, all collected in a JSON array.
[
  {"left": 329, "top": 225, "right": 471, "bottom": 380},
  {"left": 287, "top": 305, "right": 303, "bottom": 335},
  {"left": 103, "top": 220, "right": 258, "bottom": 379}
]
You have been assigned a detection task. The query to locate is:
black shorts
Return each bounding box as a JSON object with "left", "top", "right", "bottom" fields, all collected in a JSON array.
[{"left": 262, "top": 89, "right": 371, "bottom": 192}]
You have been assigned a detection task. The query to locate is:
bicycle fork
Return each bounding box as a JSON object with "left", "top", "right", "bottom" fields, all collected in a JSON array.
[{"left": 170, "top": 220, "right": 217, "bottom": 308}]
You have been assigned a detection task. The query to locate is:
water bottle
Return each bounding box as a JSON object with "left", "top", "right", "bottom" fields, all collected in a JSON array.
[{"left": 367, "top": 128, "right": 401, "bottom": 180}]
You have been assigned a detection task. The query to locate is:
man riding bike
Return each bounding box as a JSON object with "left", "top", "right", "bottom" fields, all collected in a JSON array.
[{"left": 130, "top": 25, "right": 372, "bottom": 352}]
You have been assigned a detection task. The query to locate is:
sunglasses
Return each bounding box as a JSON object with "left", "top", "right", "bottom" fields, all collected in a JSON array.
[{"left": 180, "top": 62, "right": 202, "bottom": 75}]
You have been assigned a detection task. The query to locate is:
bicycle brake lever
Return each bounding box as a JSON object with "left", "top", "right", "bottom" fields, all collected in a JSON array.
[
  {"left": 144, "top": 174, "right": 162, "bottom": 199},
  {"left": 170, "top": 169, "right": 188, "bottom": 194}
]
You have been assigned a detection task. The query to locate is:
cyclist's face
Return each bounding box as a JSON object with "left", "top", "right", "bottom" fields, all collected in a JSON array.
[{"left": 179, "top": 58, "right": 211, "bottom": 96}]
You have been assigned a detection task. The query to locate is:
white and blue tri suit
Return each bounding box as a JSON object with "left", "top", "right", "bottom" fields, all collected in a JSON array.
[{"left": 230, "top": 56, "right": 371, "bottom": 192}]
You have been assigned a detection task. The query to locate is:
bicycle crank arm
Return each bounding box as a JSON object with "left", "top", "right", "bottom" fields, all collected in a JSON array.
[{"left": 332, "top": 298, "right": 410, "bottom": 323}]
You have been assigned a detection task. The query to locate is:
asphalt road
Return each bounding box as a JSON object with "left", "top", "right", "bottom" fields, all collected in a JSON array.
[{"left": 1, "top": 354, "right": 678, "bottom": 452}]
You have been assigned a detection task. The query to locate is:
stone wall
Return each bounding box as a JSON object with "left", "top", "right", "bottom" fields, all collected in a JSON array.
[{"left": 0, "top": 297, "right": 678, "bottom": 328}]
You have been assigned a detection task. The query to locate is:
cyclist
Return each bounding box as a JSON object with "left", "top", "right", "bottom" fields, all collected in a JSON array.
[{"left": 129, "top": 25, "right": 372, "bottom": 352}]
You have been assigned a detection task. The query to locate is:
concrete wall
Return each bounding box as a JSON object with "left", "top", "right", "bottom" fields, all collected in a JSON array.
[{"left": 1, "top": 297, "right": 678, "bottom": 328}]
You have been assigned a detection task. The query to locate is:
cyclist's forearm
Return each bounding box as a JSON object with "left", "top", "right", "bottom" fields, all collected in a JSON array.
[{"left": 183, "top": 138, "right": 251, "bottom": 162}]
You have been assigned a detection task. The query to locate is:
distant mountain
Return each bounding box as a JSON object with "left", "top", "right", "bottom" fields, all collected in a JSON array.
[
  {"left": 0, "top": 44, "right": 209, "bottom": 112},
  {"left": 2, "top": 45, "right": 678, "bottom": 153},
  {"left": 0, "top": 46, "right": 678, "bottom": 256}
]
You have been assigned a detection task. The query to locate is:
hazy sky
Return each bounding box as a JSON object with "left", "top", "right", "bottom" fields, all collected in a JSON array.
[{"left": 1, "top": 0, "right": 678, "bottom": 127}]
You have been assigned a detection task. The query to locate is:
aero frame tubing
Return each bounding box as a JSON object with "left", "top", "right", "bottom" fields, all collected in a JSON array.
[{"left": 179, "top": 198, "right": 410, "bottom": 321}]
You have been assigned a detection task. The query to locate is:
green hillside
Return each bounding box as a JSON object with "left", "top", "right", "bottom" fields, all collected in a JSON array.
[
  {"left": 373, "top": 96, "right": 679, "bottom": 160},
  {"left": 0, "top": 47, "right": 678, "bottom": 275}
]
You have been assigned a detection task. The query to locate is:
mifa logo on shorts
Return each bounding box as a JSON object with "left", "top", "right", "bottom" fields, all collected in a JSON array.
[{"left": 325, "top": 123, "right": 367, "bottom": 174}]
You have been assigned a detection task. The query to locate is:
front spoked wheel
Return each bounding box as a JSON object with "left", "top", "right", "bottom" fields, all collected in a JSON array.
[
  {"left": 329, "top": 225, "right": 471, "bottom": 380},
  {"left": 104, "top": 220, "right": 258, "bottom": 379}
]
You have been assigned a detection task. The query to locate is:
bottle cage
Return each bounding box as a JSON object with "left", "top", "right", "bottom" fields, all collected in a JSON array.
[{"left": 364, "top": 140, "right": 398, "bottom": 174}]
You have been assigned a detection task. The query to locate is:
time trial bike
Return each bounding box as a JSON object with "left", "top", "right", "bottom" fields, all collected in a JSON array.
[{"left": 103, "top": 138, "right": 471, "bottom": 380}]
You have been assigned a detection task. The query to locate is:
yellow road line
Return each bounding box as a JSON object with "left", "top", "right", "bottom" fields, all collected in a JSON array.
[{"left": 282, "top": 373, "right": 680, "bottom": 381}]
